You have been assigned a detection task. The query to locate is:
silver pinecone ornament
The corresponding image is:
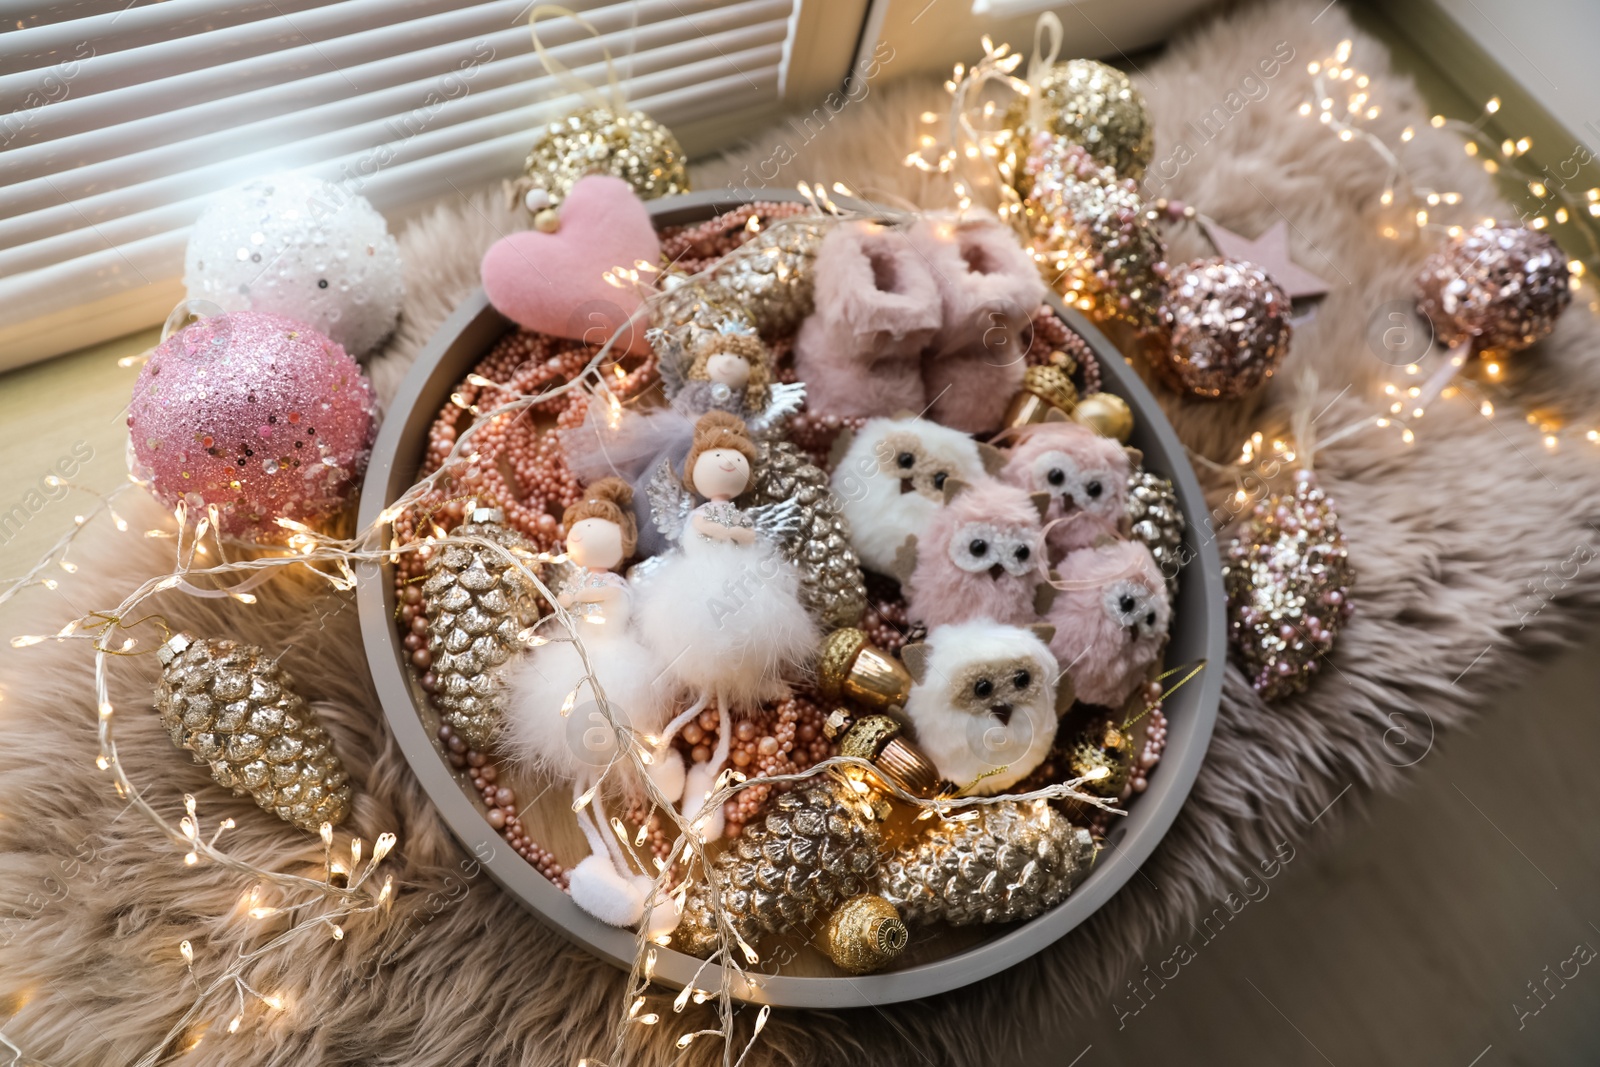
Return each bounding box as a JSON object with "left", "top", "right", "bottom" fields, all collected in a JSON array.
[
  {"left": 422, "top": 507, "right": 542, "bottom": 748},
  {"left": 673, "top": 777, "right": 887, "bottom": 959},
  {"left": 649, "top": 276, "right": 754, "bottom": 365},
  {"left": 706, "top": 215, "right": 825, "bottom": 336},
  {"left": 1126, "top": 468, "right": 1185, "bottom": 594},
  {"left": 881, "top": 801, "right": 1096, "bottom": 925},
  {"left": 745, "top": 438, "right": 868, "bottom": 629},
  {"left": 1224, "top": 470, "right": 1354, "bottom": 700},
  {"left": 154, "top": 634, "right": 351, "bottom": 832}
]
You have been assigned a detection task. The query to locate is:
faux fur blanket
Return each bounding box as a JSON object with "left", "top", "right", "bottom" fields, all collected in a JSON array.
[{"left": 4, "top": 2, "right": 1600, "bottom": 1065}]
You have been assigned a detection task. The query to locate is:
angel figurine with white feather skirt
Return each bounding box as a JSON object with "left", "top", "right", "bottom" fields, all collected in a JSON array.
[{"left": 634, "top": 411, "right": 818, "bottom": 836}]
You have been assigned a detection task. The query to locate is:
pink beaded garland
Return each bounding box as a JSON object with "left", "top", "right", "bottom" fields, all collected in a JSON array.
[{"left": 128, "top": 311, "right": 375, "bottom": 539}]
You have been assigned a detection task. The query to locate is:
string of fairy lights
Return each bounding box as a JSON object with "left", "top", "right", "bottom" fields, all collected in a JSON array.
[{"left": 4, "top": 20, "right": 1599, "bottom": 1067}]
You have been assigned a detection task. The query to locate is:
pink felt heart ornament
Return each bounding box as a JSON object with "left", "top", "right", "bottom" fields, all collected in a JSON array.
[{"left": 480, "top": 175, "right": 660, "bottom": 355}]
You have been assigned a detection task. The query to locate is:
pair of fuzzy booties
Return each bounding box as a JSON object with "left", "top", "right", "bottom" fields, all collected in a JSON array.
[{"left": 794, "top": 215, "right": 1045, "bottom": 433}]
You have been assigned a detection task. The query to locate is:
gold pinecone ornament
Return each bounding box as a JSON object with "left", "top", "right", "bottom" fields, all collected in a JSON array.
[
  {"left": 881, "top": 801, "right": 1096, "bottom": 926},
  {"left": 154, "top": 634, "right": 351, "bottom": 833},
  {"left": 707, "top": 216, "right": 827, "bottom": 336},
  {"left": 1126, "top": 469, "right": 1186, "bottom": 595},
  {"left": 673, "top": 777, "right": 897, "bottom": 968},
  {"left": 422, "top": 508, "right": 542, "bottom": 748},
  {"left": 745, "top": 438, "right": 868, "bottom": 629}
]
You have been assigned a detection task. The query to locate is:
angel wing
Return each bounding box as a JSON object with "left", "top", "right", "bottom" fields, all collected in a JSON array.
[
  {"left": 744, "top": 380, "right": 807, "bottom": 438},
  {"left": 644, "top": 326, "right": 688, "bottom": 400},
  {"left": 646, "top": 457, "right": 695, "bottom": 542},
  {"left": 749, "top": 497, "right": 806, "bottom": 556}
]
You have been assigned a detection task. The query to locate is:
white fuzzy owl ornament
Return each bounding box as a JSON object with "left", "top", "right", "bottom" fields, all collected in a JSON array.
[
  {"left": 900, "top": 621, "right": 1071, "bottom": 794},
  {"left": 829, "top": 416, "right": 996, "bottom": 576}
]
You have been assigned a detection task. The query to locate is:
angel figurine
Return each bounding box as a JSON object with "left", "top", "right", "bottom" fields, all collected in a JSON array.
[
  {"left": 635, "top": 412, "right": 818, "bottom": 836},
  {"left": 503, "top": 478, "right": 682, "bottom": 931},
  {"left": 561, "top": 320, "right": 805, "bottom": 558}
]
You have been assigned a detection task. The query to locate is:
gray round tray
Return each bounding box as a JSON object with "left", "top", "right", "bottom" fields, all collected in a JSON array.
[{"left": 356, "top": 189, "right": 1225, "bottom": 1009}]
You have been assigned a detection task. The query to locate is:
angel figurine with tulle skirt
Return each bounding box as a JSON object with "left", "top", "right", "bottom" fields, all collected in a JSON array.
[
  {"left": 503, "top": 478, "right": 682, "bottom": 933},
  {"left": 560, "top": 322, "right": 806, "bottom": 558},
  {"left": 635, "top": 412, "right": 818, "bottom": 836}
]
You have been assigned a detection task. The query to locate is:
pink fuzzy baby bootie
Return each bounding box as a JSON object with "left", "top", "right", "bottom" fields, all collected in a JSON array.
[
  {"left": 793, "top": 221, "right": 942, "bottom": 418},
  {"left": 910, "top": 215, "right": 1046, "bottom": 433}
]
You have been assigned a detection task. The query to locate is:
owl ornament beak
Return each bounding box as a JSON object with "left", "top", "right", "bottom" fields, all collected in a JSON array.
[
  {"left": 988, "top": 563, "right": 1006, "bottom": 580},
  {"left": 989, "top": 702, "right": 1014, "bottom": 726}
]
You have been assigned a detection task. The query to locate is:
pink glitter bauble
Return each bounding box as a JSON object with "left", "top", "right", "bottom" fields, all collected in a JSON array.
[{"left": 127, "top": 311, "right": 375, "bottom": 540}]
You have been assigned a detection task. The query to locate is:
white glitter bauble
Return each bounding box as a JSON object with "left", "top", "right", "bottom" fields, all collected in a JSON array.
[{"left": 184, "top": 175, "right": 404, "bottom": 358}]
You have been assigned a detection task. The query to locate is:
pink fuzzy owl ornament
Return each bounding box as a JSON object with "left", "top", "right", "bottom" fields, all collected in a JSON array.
[
  {"left": 1044, "top": 539, "right": 1171, "bottom": 708},
  {"left": 999, "top": 422, "right": 1134, "bottom": 561},
  {"left": 900, "top": 477, "right": 1051, "bottom": 630}
]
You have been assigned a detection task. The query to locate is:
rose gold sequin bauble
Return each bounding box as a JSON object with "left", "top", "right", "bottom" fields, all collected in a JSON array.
[
  {"left": 1415, "top": 222, "right": 1571, "bottom": 353},
  {"left": 1157, "top": 257, "right": 1291, "bottom": 399}
]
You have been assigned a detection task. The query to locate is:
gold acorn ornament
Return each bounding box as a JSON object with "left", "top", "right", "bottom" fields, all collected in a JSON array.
[
  {"left": 1003, "top": 58, "right": 1155, "bottom": 187},
  {"left": 1224, "top": 470, "right": 1354, "bottom": 700},
  {"left": 421, "top": 506, "right": 543, "bottom": 749},
  {"left": 824, "top": 894, "right": 910, "bottom": 975},
  {"left": 816, "top": 628, "right": 913, "bottom": 711},
  {"left": 154, "top": 634, "right": 351, "bottom": 833},
  {"left": 1021, "top": 136, "right": 1168, "bottom": 336},
  {"left": 744, "top": 438, "right": 869, "bottom": 629},
  {"left": 824, "top": 708, "right": 943, "bottom": 798},
  {"left": 881, "top": 800, "right": 1096, "bottom": 926},
  {"left": 1066, "top": 713, "right": 1137, "bottom": 798},
  {"left": 1003, "top": 363, "right": 1081, "bottom": 429},
  {"left": 671, "top": 776, "right": 906, "bottom": 973}
]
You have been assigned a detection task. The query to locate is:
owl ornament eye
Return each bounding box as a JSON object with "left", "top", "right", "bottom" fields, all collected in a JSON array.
[{"left": 948, "top": 523, "right": 1040, "bottom": 577}]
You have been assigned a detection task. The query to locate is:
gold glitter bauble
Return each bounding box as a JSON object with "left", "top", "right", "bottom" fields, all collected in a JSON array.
[
  {"left": 1005, "top": 59, "right": 1154, "bottom": 185},
  {"left": 1067, "top": 714, "right": 1136, "bottom": 797},
  {"left": 1224, "top": 471, "right": 1354, "bottom": 700},
  {"left": 881, "top": 801, "right": 1096, "bottom": 926},
  {"left": 706, "top": 216, "right": 827, "bottom": 336},
  {"left": 523, "top": 104, "right": 689, "bottom": 209},
  {"left": 1126, "top": 468, "right": 1186, "bottom": 595},
  {"left": 745, "top": 439, "right": 868, "bottom": 629},
  {"left": 155, "top": 634, "right": 351, "bottom": 833},
  {"left": 673, "top": 777, "right": 886, "bottom": 958},
  {"left": 1022, "top": 138, "right": 1167, "bottom": 333},
  {"left": 1072, "top": 392, "right": 1133, "bottom": 441},
  {"left": 823, "top": 894, "right": 909, "bottom": 974},
  {"left": 422, "top": 509, "right": 543, "bottom": 749}
]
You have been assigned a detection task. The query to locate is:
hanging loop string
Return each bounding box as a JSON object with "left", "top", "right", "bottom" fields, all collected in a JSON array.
[
  {"left": 529, "top": 4, "right": 626, "bottom": 111},
  {"left": 1026, "top": 11, "right": 1064, "bottom": 129}
]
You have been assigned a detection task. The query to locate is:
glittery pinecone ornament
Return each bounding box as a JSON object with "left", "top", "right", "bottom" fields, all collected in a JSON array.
[
  {"left": 881, "top": 801, "right": 1096, "bottom": 926},
  {"left": 1022, "top": 136, "right": 1168, "bottom": 334},
  {"left": 422, "top": 507, "right": 543, "bottom": 748},
  {"left": 673, "top": 777, "right": 889, "bottom": 960},
  {"left": 706, "top": 215, "right": 826, "bottom": 336},
  {"left": 745, "top": 438, "right": 868, "bottom": 629},
  {"left": 1126, "top": 469, "right": 1185, "bottom": 594},
  {"left": 154, "top": 634, "right": 351, "bottom": 833},
  {"left": 1224, "top": 470, "right": 1354, "bottom": 700},
  {"left": 648, "top": 276, "right": 754, "bottom": 372}
]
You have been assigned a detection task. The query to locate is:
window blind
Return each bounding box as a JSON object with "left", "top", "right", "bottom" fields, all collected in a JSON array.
[{"left": 0, "top": 0, "right": 798, "bottom": 369}]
